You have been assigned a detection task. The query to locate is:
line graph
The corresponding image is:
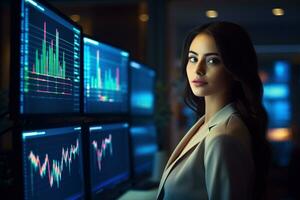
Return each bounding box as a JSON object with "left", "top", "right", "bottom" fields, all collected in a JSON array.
[
  {"left": 88, "top": 124, "right": 130, "bottom": 195},
  {"left": 91, "top": 134, "right": 113, "bottom": 172},
  {"left": 27, "top": 139, "right": 80, "bottom": 188},
  {"left": 22, "top": 126, "right": 84, "bottom": 199}
]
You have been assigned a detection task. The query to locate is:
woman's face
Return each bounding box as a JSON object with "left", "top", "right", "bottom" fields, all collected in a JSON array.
[{"left": 186, "top": 33, "right": 233, "bottom": 97}]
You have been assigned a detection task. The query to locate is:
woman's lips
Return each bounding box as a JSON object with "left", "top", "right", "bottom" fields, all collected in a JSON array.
[{"left": 192, "top": 79, "right": 208, "bottom": 86}]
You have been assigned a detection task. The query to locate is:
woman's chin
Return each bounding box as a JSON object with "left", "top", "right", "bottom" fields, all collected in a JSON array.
[{"left": 192, "top": 92, "right": 206, "bottom": 97}]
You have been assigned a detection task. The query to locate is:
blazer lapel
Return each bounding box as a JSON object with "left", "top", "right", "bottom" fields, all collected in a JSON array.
[
  {"left": 165, "top": 116, "right": 205, "bottom": 169},
  {"left": 157, "top": 116, "right": 206, "bottom": 194}
]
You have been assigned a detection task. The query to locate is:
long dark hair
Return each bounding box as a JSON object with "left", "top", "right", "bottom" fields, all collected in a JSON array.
[{"left": 182, "top": 21, "right": 270, "bottom": 199}]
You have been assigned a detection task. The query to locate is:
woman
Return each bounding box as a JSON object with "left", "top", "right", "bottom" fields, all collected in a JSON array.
[{"left": 156, "top": 21, "right": 271, "bottom": 200}]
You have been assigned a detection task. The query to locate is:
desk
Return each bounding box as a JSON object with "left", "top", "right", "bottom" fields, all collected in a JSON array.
[{"left": 117, "top": 188, "right": 158, "bottom": 200}]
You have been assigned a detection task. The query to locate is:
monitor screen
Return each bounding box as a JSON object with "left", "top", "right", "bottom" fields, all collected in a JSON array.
[
  {"left": 84, "top": 37, "right": 129, "bottom": 114},
  {"left": 22, "top": 126, "right": 84, "bottom": 199},
  {"left": 130, "top": 122, "right": 158, "bottom": 177},
  {"left": 89, "top": 123, "right": 130, "bottom": 197},
  {"left": 18, "top": 0, "right": 81, "bottom": 114},
  {"left": 130, "top": 61, "right": 155, "bottom": 116}
]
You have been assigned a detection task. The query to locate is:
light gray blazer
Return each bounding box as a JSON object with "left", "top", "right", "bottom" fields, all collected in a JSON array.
[{"left": 156, "top": 103, "right": 254, "bottom": 200}]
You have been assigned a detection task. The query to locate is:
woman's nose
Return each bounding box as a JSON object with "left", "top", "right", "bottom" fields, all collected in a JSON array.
[{"left": 196, "top": 60, "right": 206, "bottom": 76}]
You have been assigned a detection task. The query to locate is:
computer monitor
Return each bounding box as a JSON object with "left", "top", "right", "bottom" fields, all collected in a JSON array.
[
  {"left": 22, "top": 125, "right": 85, "bottom": 199},
  {"left": 130, "top": 61, "right": 156, "bottom": 116},
  {"left": 83, "top": 37, "right": 129, "bottom": 114},
  {"left": 11, "top": 0, "right": 82, "bottom": 117},
  {"left": 88, "top": 123, "right": 130, "bottom": 198},
  {"left": 130, "top": 122, "right": 158, "bottom": 178}
]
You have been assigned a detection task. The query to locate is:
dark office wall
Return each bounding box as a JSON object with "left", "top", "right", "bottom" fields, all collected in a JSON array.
[
  {"left": 54, "top": 3, "right": 146, "bottom": 61},
  {"left": 0, "top": 3, "right": 11, "bottom": 151},
  {"left": 0, "top": 3, "right": 11, "bottom": 91}
]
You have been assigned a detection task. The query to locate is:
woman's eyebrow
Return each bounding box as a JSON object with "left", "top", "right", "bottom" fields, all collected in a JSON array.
[
  {"left": 188, "top": 51, "right": 220, "bottom": 57},
  {"left": 204, "top": 52, "right": 220, "bottom": 57},
  {"left": 188, "top": 50, "right": 199, "bottom": 56}
]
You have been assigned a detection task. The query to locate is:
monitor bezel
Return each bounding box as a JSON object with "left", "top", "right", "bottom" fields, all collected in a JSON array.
[
  {"left": 82, "top": 34, "right": 131, "bottom": 118},
  {"left": 10, "top": 0, "right": 84, "bottom": 120}
]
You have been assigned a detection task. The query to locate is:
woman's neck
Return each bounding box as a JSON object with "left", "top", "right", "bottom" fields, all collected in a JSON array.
[{"left": 204, "top": 93, "right": 232, "bottom": 124}]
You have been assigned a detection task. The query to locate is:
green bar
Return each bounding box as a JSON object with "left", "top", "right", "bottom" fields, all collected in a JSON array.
[
  {"left": 42, "top": 39, "right": 46, "bottom": 75},
  {"left": 35, "top": 49, "right": 39, "bottom": 74},
  {"left": 104, "top": 70, "right": 107, "bottom": 89},
  {"left": 63, "top": 52, "right": 65, "bottom": 78},
  {"left": 49, "top": 42, "right": 52, "bottom": 76},
  {"left": 46, "top": 51, "right": 48, "bottom": 75},
  {"left": 53, "top": 53, "right": 55, "bottom": 76},
  {"left": 56, "top": 29, "right": 59, "bottom": 77},
  {"left": 108, "top": 69, "right": 113, "bottom": 90}
]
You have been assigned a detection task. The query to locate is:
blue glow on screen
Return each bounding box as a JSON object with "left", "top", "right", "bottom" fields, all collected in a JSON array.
[
  {"left": 130, "top": 123, "right": 158, "bottom": 176},
  {"left": 135, "top": 144, "right": 158, "bottom": 156},
  {"left": 263, "top": 100, "right": 291, "bottom": 128},
  {"left": 130, "top": 61, "right": 155, "bottom": 116},
  {"left": 261, "top": 60, "right": 292, "bottom": 128},
  {"left": 274, "top": 61, "right": 290, "bottom": 82},
  {"left": 261, "top": 60, "right": 293, "bottom": 168},
  {"left": 263, "top": 84, "right": 289, "bottom": 99}
]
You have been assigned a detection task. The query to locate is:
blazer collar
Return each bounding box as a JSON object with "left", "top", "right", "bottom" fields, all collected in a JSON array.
[
  {"left": 157, "top": 102, "right": 237, "bottom": 197},
  {"left": 206, "top": 102, "right": 237, "bottom": 131}
]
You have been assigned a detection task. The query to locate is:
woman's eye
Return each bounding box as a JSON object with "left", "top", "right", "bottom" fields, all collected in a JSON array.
[
  {"left": 188, "top": 56, "right": 198, "bottom": 63},
  {"left": 206, "top": 57, "right": 220, "bottom": 65}
]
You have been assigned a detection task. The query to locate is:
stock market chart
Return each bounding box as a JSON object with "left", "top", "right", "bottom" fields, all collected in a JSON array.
[
  {"left": 22, "top": 126, "right": 84, "bottom": 199},
  {"left": 19, "top": 0, "right": 81, "bottom": 114},
  {"left": 89, "top": 123, "right": 130, "bottom": 196},
  {"left": 84, "top": 37, "right": 129, "bottom": 114}
]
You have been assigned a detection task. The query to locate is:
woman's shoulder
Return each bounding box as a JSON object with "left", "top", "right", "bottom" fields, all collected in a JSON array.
[
  {"left": 225, "top": 114, "right": 250, "bottom": 136},
  {"left": 205, "top": 113, "right": 252, "bottom": 154}
]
